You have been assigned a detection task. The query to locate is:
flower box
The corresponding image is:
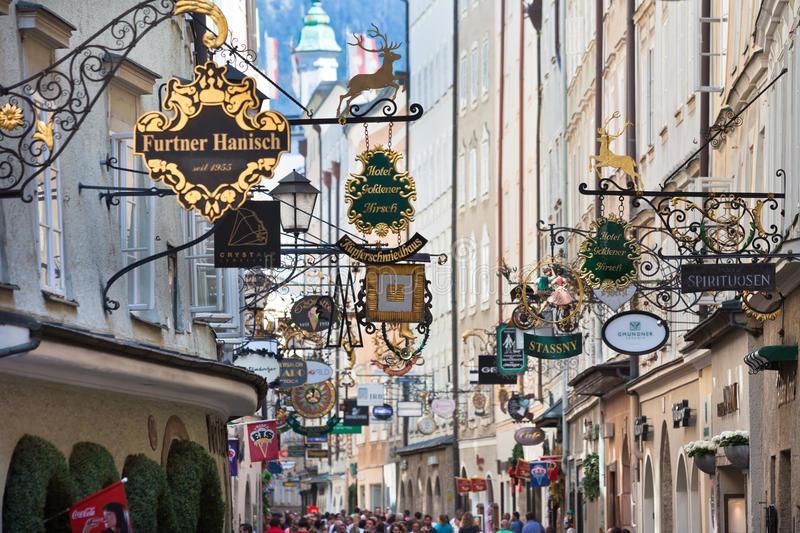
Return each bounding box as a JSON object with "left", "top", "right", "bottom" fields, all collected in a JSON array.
[
  {"left": 694, "top": 454, "right": 716, "bottom": 475},
  {"left": 724, "top": 444, "right": 749, "bottom": 469}
]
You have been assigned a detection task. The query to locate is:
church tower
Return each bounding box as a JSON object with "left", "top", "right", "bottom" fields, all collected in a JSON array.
[{"left": 292, "top": 1, "right": 341, "bottom": 105}]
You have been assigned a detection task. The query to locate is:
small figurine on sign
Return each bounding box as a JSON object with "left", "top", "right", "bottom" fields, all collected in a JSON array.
[
  {"left": 547, "top": 275, "right": 574, "bottom": 307},
  {"left": 337, "top": 25, "right": 403, "bottom": 118}
]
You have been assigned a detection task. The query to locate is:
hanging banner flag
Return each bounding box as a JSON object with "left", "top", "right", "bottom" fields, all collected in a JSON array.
[
  {"left": 246, "top": 420, "right": 279, "bottom": 462},
  {"left": 470, "top": 478, "right": 488, "bottom": 492},
  {"left": 134, "top": 62, "right": 289, "bottom": 223},
  {"left": 228, "top": 439, "right": 239, "bottom": 477},
  {"left": 524, "top": 333, "right": 583, "bottom": 360},
  {"left": 213, "top": 200, "right": 281, "bottom": 268},
  {"left": 514, "top": 460, "right": 531, "bottom": 479},
  {"left": 69, "top": 481, "right": 132, "bottom": 533},
  {"left": 529, "top": 462, "right": 551, "bottom": 488},
  {"left": 455, "top": 478, "right": 472, "bottom": 494}
]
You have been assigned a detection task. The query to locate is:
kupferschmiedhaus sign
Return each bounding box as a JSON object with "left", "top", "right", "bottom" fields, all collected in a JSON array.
[
  {"left": 345, "top": 146, "right": 416, "bottom": 237},
  {"left": 579, "top": 214, "right": 641, "bottom": 289},
  {"left": 135, "top": 62, "right": 290, "bottom": 223}
]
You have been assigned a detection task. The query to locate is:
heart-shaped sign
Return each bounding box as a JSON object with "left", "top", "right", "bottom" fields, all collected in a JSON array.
[{"left": 594, "top": 285, "right": 637, "bottom": 311}]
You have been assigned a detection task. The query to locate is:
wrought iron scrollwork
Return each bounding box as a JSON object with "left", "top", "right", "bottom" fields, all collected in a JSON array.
[
  {"left": 707, "top": 107, "right": 743, "bottom": 149},
  {"left": 0, "top": 0, "right": 178, "bottom": 200}
]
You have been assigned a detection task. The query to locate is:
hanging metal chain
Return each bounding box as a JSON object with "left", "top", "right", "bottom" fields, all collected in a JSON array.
[
  {"left": 364, "top": 123, "right": 370, "bottom": 151},
  {"left": 619, "top": 194, "right": 625, "bottom": 219},
  {"left": 599, "top": 193, "right": 605, "bottom": 218},
  {"left": 387, "top": 122, "right": 393, "bottom": 149}
]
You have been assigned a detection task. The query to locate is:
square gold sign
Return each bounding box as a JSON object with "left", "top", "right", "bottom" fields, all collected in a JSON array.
[{"left": 365, "top": 264, "right": 425, "bottom": 323}]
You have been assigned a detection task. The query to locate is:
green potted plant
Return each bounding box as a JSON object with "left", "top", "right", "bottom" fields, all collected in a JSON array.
[
  {"left": 685, "top": 439, "right": 717, "bottom": 475},
  {"left": 714, "top": 430, "right": 749, "bottom": 469},
  {"left": 581, "top": 453, "right": 600, "bottom": 501}
]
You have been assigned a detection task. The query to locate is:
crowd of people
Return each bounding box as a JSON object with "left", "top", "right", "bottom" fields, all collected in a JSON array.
[
  {"left": 237, "top": 508, "right": 637, "bottom": 533},
  {"left": 238, "top": 508, "right": 556, "bottom": 533}
]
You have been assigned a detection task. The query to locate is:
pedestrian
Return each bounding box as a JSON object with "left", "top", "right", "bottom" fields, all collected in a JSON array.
[
  {"left": 433, "top": 515, "right": 454, "bottom": 533},
  {"left": 606, "top": 529, "right": 622, "bottom": 533},
  {"left": 450, "top": 510, "right": 463, "bottom": 533},
  {"left": 457, "top": 513, "right": 479, "bottom": 533},
  {"left": 240, "top": 525, "right": 254, "bottom": 533},
  {"left": 267, "top": 517, "right": 284, "bottom": 533},
  {"left": 521, "top": 513, "right": 544, "bottom": 533},
  {"left": 410, "top": 522, "right": 421, "bottom": 533},
  {"left": 509, "top": 513, "right": 523, "bottom": 533},
  {"left": 497, "top": 519, "right": 512, "bottom": 533},
  {"left": 390, "top": 524, "right": 406, "bottom": 533}
]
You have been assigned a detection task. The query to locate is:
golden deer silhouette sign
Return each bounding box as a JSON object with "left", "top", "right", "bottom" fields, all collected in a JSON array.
[
  {"left": 337, "top": 24, "right": 403, "bottom": 118},
  {"left": 589, "top": 112, "right": 643, "bottom": 193}
]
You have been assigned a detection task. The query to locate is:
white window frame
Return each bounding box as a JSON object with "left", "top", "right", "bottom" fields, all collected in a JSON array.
[
  {"left": 112, "top": 133, "right": 155, "bottom": 311},
  {"left": 458, "top": 146, "right": 466, "bottom": 207},
  {"left": 481, "top": 38, "right": 490, "bottom": 97},
  {"left": 480, "top": 126, "right": 490, "bottom": 196},
  {"left": 469, "top": 143, "right": 478, "bottom": 202},
  {"left": 34, "top": 108, "right": 66, "bottom": 295},
  {"left": 459, "top": 52, "right": 468, "bottom": 111},
  {"left": 470, "top": 43, "right": 479, "bottom": 106},
  {"left": 480, "top": 226, "right": 490, "bottom": 307},
  {"left": 468, "top": 232, "right": 477, "bottom": 310}
]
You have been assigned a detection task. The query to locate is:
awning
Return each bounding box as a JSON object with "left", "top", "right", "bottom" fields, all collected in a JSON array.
[
  {"left": 568, "top": 360, "right": 630, "bottom": 396},
  {"left": 396, "top": 435, "right": 455, "bottom": 456},
  {"left": 744, "top": 345, "right": 798, "bottom": 374},
  {"left": 534, "top": 399, "right": 562, "bottom": 428}
]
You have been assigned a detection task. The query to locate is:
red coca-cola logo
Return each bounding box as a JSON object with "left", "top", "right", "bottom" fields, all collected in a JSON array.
[{"left": 71, "top": 507, "right": 96, "bottom": 519}]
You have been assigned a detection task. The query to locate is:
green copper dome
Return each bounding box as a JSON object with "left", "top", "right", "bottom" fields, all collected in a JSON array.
[{"left": 295, "top": 1, "right": 341, "bottom": 53}]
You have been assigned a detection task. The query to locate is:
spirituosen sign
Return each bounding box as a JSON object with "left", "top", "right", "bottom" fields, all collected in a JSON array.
[
  {"left": 601, "top": 310, "right": 669, "bottom": 356},
  {"left": 679, "top": 263, "right": 776, "bottom": 293},
  {"left": 579, "top": 214, "right": 641, "bottom": 290},
  {"left": 337, "top": 233, "right": 427, "bottom": 264},
  {"left": 497, "top": 324, "right": 526, "bottom": 373},
  {"left": 214, "top": 200, "right": 280, "bottom": 268},
  {"left": 345, "top": 146, "right": 416, "bottom": 237},
  {"left": 523, "top": 333, "right": 583, "bottom": 360},
  {"left": 135, "top": 62, "right": 289, "bottom": 222}
]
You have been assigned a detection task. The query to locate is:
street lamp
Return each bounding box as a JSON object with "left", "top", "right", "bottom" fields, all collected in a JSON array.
[{"left": 269, "top": 169, "right": 320, "bottom": 234}]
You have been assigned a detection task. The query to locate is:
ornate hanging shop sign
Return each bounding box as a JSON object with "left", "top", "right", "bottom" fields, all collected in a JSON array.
[
  {"left": 285, "top": 413, "right": 340, "bottom": 437},
  {"left": 514, "top": 426, "right": 546, "bottom": 446},
  {"left": 337, "top": 233, "right": 427, "bottom": 263},
  {"left": 365, "top": 264, "right": 426, "bottom": 323},
  {"left": 134, "top": 61, "right": 290, "bottom": 222},
  {"left": 476, "top": 355, "right": 517, "bottom": 385},
  {"left": 578, "top": 214, "right": 641, "bottom": 290},
  {"left": 601, "top": 310, "right": 669, "bottom": 356},
  {"left": 278, "top": 359, "right": 308, "bottom": 389},
  {"left": 290, "top": 381, "right": 336, "bottom": 419},
  {"left": 524, "top": 333, "right": 583, "bottom": 360},
  {"left": 290, "top": 296, "right": 338, "bottom": 333},
  {"left": 507, "top": 393, "right": 537, "bottom": 423},
  {"left": 497, "top": 324, "right": 526, "bottom": 373},
  {"left": 305, "top": 360, "right": 335, "bottom": 384},
  {"left": 214, "top": 200, "right": 281, "bottom": 268},
  {"left": 345, "top": 146, "right": 416, "bottom": 237},
  {"left": 679, "top": 263, "right": 776, "bottom": 293}
]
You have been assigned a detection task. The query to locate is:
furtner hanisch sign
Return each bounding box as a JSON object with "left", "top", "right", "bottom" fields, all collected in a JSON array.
[{"left": 679, "top": 263, "right": 776, "bottom": 293}]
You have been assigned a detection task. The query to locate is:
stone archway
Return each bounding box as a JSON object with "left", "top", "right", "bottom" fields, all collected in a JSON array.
[
  {"left": 675, "top": 454, "right": 689, "bottom": 533},
  {"left": 659, "top": 422, "right": 673, "bottom": 532},
  {"left": 434, "top": 477, "right": 441, "bottom": 513},
  {"left": 643, "top": 457, "right": 655, "bottom": 532},
  {"left": 621, "top": 437, "right": 632, "bottom": 524},
  {"left": 425, "top": 478, "right": 433, "bottom": 515}
]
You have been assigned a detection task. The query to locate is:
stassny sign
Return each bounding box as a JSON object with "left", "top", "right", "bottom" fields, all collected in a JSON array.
[{"left": 523, "top": 333, "right": 583, "bottom": 360}]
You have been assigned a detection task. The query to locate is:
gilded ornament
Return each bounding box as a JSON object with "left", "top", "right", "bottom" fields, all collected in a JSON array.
[
  {"left": 589, "top": 112, "right": 642, "bottom": 193},
  {"left": 0, "top": 104, "right": 24, "bottom": 131},
  {"left": 174, "top": 0, "right": 228, "bottom": 49},
  {"left": 32, "top": 118, "right": 54, "bottom": 151}
]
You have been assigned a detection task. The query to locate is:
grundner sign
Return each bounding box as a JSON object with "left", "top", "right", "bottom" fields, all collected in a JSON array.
[{"left": 680, "top": 263, "right": 776, "bottom": 293}]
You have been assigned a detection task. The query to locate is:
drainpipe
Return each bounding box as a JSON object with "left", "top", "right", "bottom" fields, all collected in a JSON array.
[
  {"left": 700, "top": 0, "right": 710, "bottom": 179},
  {"left": 518, "top": 2, "right": 525, "bottom": 273},
  {"left": 559, "top": 0, "right": 570, "bottom": 517},
  {"left": 451, "top": 0, "right": 461, "bottom": 516},
  {"left": 626, "top": 0, "right": 639, "bottom": 381},
  {"left": 497, "top": 0, "right": 506, "bottom": 322},
  {"left": 592, "top": 0, "right": 604, "bottom": 370}
]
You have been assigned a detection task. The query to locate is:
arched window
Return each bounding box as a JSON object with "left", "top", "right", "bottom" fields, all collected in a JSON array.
[
  {"left": 468, "top": 232, "right": 477, "bottom": 309},
  {"left": 480, "top": 226, "right": 490, "bottom": 307},
  {"left": 469, "top": 141, "right": 478, "bottom": 201},
  {"left": 659, "top": 423, "right": 673, "bottom": 532},
  {"left": 458, "top": 144, "right": 466, "bottom": 207},
  {"left": 689, "top": 464, "right": 701, "bottom": 533},
  {"left": 480, "top": 126, "right": 490, "bottom": 196},
  {"left": 675, "top": 454, "right": 689, "bottom": 533},
  {"left": 643, "top": 457, "right": 655, "bottom": 532}
]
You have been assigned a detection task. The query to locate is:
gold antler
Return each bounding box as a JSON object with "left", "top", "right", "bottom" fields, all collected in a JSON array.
[{"left": 174, "top": 0, "right": 228, "bottom": 50}]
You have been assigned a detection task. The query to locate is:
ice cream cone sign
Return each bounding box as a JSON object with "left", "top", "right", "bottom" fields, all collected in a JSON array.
[{"left": 247, "top": 420, "right": 279, "bottom": 462}]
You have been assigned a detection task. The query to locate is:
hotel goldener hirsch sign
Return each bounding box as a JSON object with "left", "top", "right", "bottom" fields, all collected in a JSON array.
[
  {"left": 579, "top": 214, "right": 641, "bottom": 289},
  {"left": 135, "top": 62, "right": 290, "bottom": 223}
]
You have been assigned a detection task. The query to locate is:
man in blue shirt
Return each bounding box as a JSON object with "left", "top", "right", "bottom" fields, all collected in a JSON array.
[
  {"left": 521, "top": 513, "right": 545, "bottom": 533},
  {"left": 509, "top": 512, "right": 523, "bottom": 533}
]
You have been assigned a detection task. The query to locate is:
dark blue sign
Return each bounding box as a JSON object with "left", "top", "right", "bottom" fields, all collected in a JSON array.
[
  {"left": 267, "top": 460, "right": 284, "bottom": 474},
  {"left": 373, "top": 404, "right": 394, "bottom": 420},
  {"left": 530, "top": 462, "right": 551, "bottom": 488},
  {"left": 228, "top": 439, "right": 239, "bottom": 477},
  {"left": 305, "top": 435, "right": 328, "bottom": 444}
]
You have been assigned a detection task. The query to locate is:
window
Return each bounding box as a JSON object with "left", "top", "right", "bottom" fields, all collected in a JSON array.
[
  {"left": 35, "top": 111, "right": 65, "bottom": 295},
  {"left": 458, "top": 146, "right": 466, "bottom": 206},
  {"left": 469, "top": 144, "right": 478, "bottom": 201},
  {"left": 459, "top": 53, "right": 467, "bottom": 111},
  {"left": 480, "top": 226, "right": 490, "bottom": 307},
  {"left": 481, "top": 38, "right": 490, "bottom": 96},
  {"left": 186, "top": 213, "right": 222, "bottom": 312},
  {"left": 113, "top": 134, "right": 154, "bottom": 310},
  {"left": 480, "top": 127, "right": 490, "bottom": 195},
  {"left": 471, "top": 44, "right": 479, "bottom": 105},
  {"left": 647, "top": 48, "right": 654, "bottom": 146},
  {"left": 468, "top": 232, "right": 477, "bottom": 309}
]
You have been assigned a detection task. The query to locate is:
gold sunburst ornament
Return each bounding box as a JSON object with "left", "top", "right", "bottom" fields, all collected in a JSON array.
[
  {"left": 174, "top": 0, "right": 228, "bottom": 49},
  {"left": 0, "top": 104, "right": 24, "bottom": 131}
]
